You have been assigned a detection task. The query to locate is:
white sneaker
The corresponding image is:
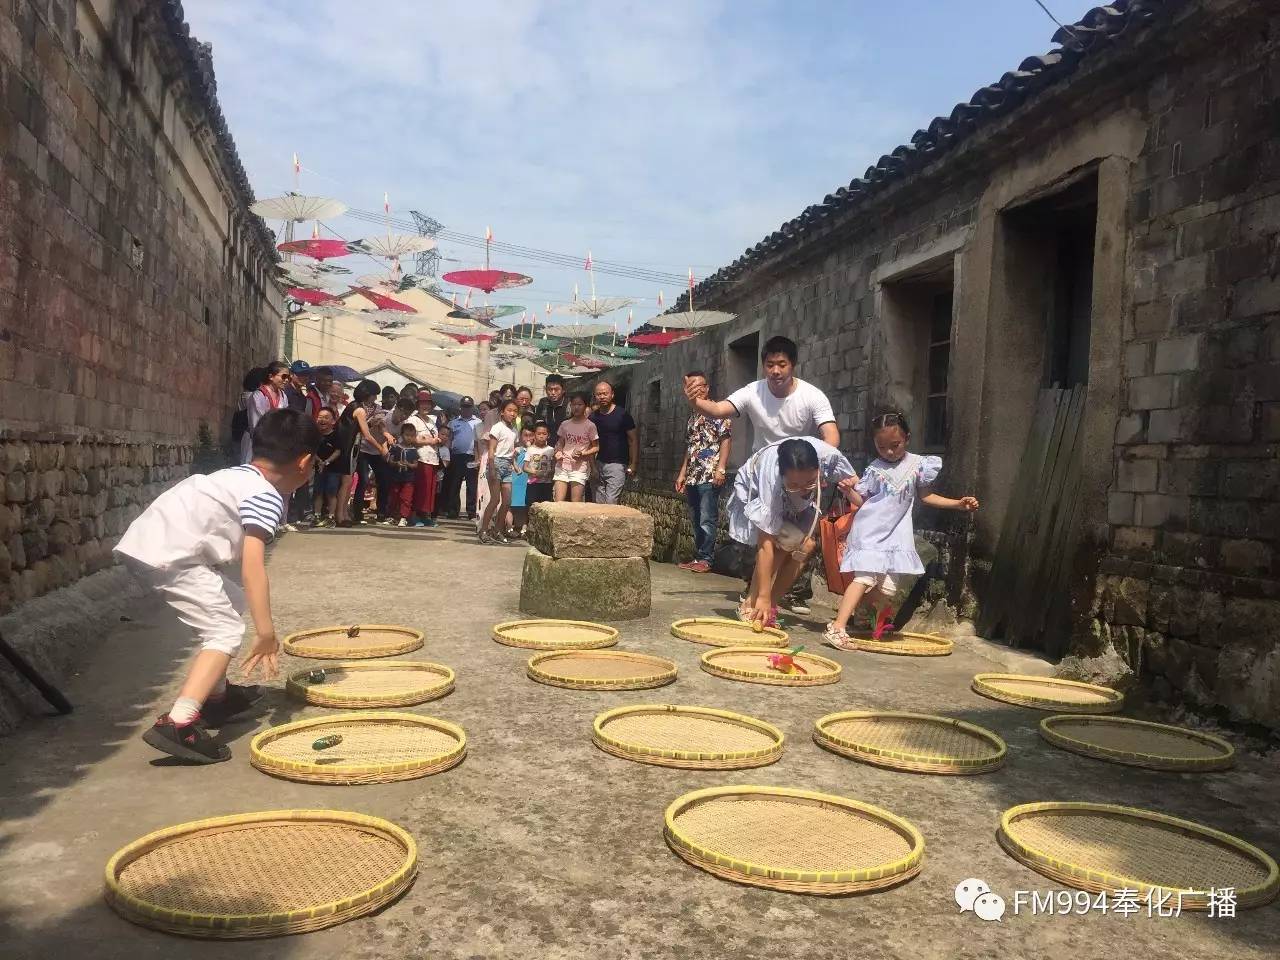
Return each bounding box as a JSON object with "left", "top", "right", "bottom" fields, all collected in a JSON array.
[
  {"left": 398, "top": 518, "right": 409, "bottom": 527},
  {"left": 783, "top": 601, "right": 811, "bottom": 616}
]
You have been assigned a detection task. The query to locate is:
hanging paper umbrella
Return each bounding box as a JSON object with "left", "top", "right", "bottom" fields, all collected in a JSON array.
[
  {"left": 296, "top": 304, "right": 360, "bottom": 322},
  {"left": 655, "top": 309, "right": 736, "bottom": 330},
  {"left": 436, "top": 323, "right": 493, "bottom": 337},
  {"left": 349, "top": 234, "right": 438, "bottom": 259},
  {"left": 370, "top": 329, "right": 411, "bottom": 341},
  {"left": 251, "top": 194, "right": 348, "bottom": 222},
  {"left": 542, "top": 323, "right": 614, "bottom": 339},
  {"left": 348, "top": 286, "right": 416, "bottom": 313},
  {"left": 558, "top": 296, "right": 634, "bottom": 319},
  {"left": 561, "top": 353, "right": 609, "bottom": 370},
  {"left": 628, "top": 330, "right": 696, "bottom": 347},
  {"left": 356, "top": 309, "right": 431, "bottom": 328},
  {"left": 444, "top": 332, "right": 496, "bottom": 344},
  {"left": 442, "top": 269, "right": 532, "bottom": 294},
  {"left": 279, "top": 261, "right": 351, "bottom": 285},
  {"left": 286, "top": 287, "right": 342, "bottom": 306},
  {"left": 278, "top": 237, "right": 353, "bottom": 261},
  {"left": 506, "top": 336, "right": 560, "bottom": 351},
  {"left": 491, "top": 343, "right": 544, "bottom": 359},
  {"left": 448, "top": 304, "right": 523, "bottom": 323},
  {"left": 595, "top": 343, "right": 647, "bottom": 359}
]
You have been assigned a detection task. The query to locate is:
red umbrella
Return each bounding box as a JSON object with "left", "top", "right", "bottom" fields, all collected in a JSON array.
[
  {"left": 561, "top": 353, "right": 608, "bottom": 370},
  {"left": 286, "top": 287, "right": 342, "bottom": 306},
  {"left": 628, "top": 331, "right": 695, "bottom": 347},
  {"left": 349, "top": 286, "right": 416, "bottom": 313},
  {"left": 442, "top": 269, "right": 533, "bottom": 294},
  {"left": 277, "top": 238, "right": 352, "bottom": 261},
  {"left": 445, "top": 332, "right": 496, "bottom": 344}
]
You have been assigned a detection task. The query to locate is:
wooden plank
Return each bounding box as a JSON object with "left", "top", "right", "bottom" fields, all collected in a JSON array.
[
  {"left": 1012, "top": 385, "right": 1086, "bottom": 649},
  {"left": 1033, "top": 387, "right": 1088, "bottom": 656},
  {"left": 976, "top": 389, "right": 1059, "bottom": 637}
]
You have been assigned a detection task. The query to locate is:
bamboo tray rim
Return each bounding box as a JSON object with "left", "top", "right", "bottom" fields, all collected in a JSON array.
[
  {"left": 664, "top": 785, "right": 925, "bottom": 886},
  {"left": 1038, "top": 714, "right": 1235, "bottom": 770},
  {"left": 972, "top": 673, "right": 1124, "bottom": 711},
  {"left": 700, "top": 647, "right": 842, "bottom": 684},
  {"left": 670, "top": 617, "right": 788, "bottom": 647},
  {"left": 282, "top": 624, "right": 424, "bottom": 659},
  {"left": 814, "top": 711, "right": 1007, "bottom": 771},
  {"left": 249, "top": 712, "right": 466, "bottom": 780},
  {"left": 285, "top": 661, "right": 455, "bottom": 703},
  {"left": 491, "top": 618, "right": 620, "bottom": 649},
  {"left": 998, "top": 801, "right": 1280, "bottom": 908},
  {"left": 526, "top": 650, "right": 677, "bottom": 688},
  {"left": 593, "top": 704, "right": 784, "bottom": 762},
  {"left": 103, "top": 809, "right": 417, "bottom": 934},
  {"left": 851, "top": 631, "right": 954, "bottom": 656}
]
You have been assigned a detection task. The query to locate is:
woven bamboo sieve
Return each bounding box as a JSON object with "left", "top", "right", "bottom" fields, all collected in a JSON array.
[
  {"left": 492, "top": 618, "right": 619, "bottom": 650},
  {"left": 282, "top": 624, "right": 424, "bottom": 660},
  {"left": 813, "top": 711, "right": 1006, "bottom": 775},
  {"left": 527, "top": 650, "right": 677, "bottom": 690},
  {"left": 972, "top": 673, "right": 1124, "bottom": 713},
  {"left": 700, "top": 647, "right": 841, "bottom": 686},
  {"left": 592, "top": 704, "right": 784, "bottom": 769},
  {"left": 998, "top": 802, "right": 1279, "bottom": 910},
  {"left": 851, "top": 631, "right": 953, "bottom": 657},
  {"left": 664, "top": 785, "right": 925, "bottom": 895},
  {"left": 286, "top": 662, "right": 455, "bottom": 708},
  {"left": 670, "top": 617, "right": 788, "bottom": 648},
  {"left": 250, "top": 712, "right": 466, "bottom": 785},
  {"left": 103, "top": 809, "right": 417, "bottom": 938},
  {"left": 1038, "top": 715, "right": 1235, "bottom": 772}
]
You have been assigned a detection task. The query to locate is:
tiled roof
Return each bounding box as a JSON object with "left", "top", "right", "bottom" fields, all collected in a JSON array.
[
  {"left": 677, "top": 0, "right": 1175, "bottom": 310},
  {"left": 159, "top": 2, "right": 279, "bottom": 264}
]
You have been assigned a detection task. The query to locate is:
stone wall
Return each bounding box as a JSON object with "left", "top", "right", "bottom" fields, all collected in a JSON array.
[
  {"left": 595, "top": 1, "right": 1280, "bottom": 726},
  {"left": 0, "top": 1, "right": 282, "bottom": 615}
]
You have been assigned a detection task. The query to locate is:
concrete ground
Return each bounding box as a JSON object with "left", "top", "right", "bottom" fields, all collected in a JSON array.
[{"left": 0, "top": 521, "right": 1277, "bottom": 959}]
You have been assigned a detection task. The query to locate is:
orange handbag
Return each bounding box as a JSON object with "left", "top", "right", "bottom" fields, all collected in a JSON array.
[{"left": 819, "top": 496, "right": 858, "bottom": 593}]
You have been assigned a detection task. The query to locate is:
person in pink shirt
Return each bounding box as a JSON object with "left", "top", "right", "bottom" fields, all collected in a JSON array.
[{"left": 552, "top": 392, "right": 599, "bottom": 503}]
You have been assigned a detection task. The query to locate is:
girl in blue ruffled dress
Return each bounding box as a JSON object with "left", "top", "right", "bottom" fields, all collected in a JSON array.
[{"left": 824, "top": 412, "right": 979, "bottom": 650}]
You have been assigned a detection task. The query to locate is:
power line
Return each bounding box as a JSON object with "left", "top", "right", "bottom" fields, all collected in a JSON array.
[{"left": 1029, "top": 0, "right": 1083, "bottom": 46}]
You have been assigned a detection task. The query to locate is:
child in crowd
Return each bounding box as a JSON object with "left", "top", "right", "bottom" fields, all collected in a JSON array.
[
  {"left": 524, "top": 422, "right": 555, "bottom": 508},
  {"left": 478, "top": 399, "right": 519, "bottom": 544},
  {"left": 726, "top": 436, "right": 857, "bottom": 628},
  {"left": 434, "top": 425, "right": 452, "bottom": 514},
  {"left": 824, "top": 412, "right": 979, "bottom": 649},
  {"left": 386, "top": 420, "right": 421, "bottom": 527},
  {"left": 114, "top": 409, "right": 320, "bottom": 763},
  {"left": 509, "top": 425, "right": 534, "bottom": 537},
  {"left": 553, "top": 392, "right": 599, "bottom": 502},
  {"left": 311, "top": 407, "right": 343, "bottom": 526}
]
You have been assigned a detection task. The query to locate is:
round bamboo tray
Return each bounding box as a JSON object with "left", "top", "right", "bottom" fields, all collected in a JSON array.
[
  {"left": 593, "top": 704, "right": 784, "bottom": 769},
  {"left": 700, "top": 647, "right": 841, "bottom": 686},
  {"left": 1039, "top": 715, "right": 1235, "bottom": 772},
  {"left": 670, "top": 617, "right": 788, "bottom": 648},
  {"left": 527, "top": 650, "right": 677, "bottom": 690},
  {"left": 282, "top": 624, "right": 423, "bottom": 660},
  {"left": 104, "top": 809, "right": 417, "bottom": 938},
  {"left": 850, "top": 631, "right": 953, "bottom": 657},
  {"left": 286, "top": 661, "right": 455, "bottom": 708},
  {"left": 972, "top": 673, "right": 1123, "bottom": 713},
  {"left": 250, "top": 713, "right": 466, "bottom": 785},
  {"left": 492, "top": 618, "right": 619, "bottom": 650},
  {"left": 998, "top": 802, "right": 1279, "bottom": 910},
  {"left": 813, "top": 711, "right": 1006, "bottom": 775},
  {"left": 664, "top": 785, "right": 925, "bottom": 895}
]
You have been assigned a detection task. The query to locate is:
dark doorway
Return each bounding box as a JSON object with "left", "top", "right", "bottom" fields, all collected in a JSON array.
[{"left": 726, "top": 331, "right": 759, "bottom": 468}]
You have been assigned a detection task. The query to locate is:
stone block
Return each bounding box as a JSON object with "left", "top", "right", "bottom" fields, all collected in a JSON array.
[
  {"left": 1221, "top": 539, "right": 1273, "bottom": 577},
  {"left": 1147, "top": 408, "right": 1186, "bottom": 443},
  {"left": 1153, "top": 334, "right": 1201, "bottom": 373},
  {"left": 519, "top": 547, "right": 650, "bottom": 621},
  {"left": 1128, "top": 374, "right": 1175, "bottom": 410},
  {"left": 526, "top": 502, "right": 654, "bottom": 559},
  {"left": 5, "top": 471, "right": 27, "bottom": 503},
  {"left": 1115, "top": 413, "right": 1145, "bottom": 444},
  {"left": 1117, "top": 458, "right": 1158, "bottom": 493},
  {"left": 1107, "top": 493, "right": 1135, "bottom": 526}
]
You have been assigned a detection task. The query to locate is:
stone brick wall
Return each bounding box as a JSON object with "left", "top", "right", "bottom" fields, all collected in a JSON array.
[
  {"left": 595, "top": 1, "right": 1279, "bottom": 726},
  {"left": 1092, "top": 24, "right": 1280, "bottom": 724},
  {"left": 0, "top": 1, "right": 282, "bottom": 614}
]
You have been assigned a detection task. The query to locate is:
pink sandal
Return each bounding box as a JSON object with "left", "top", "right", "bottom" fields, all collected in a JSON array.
[{"left": 824, "top": 623, "right": 858, "bottom": 651}]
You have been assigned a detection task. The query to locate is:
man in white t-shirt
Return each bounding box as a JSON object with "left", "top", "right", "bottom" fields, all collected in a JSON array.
[{"left": 684, "top": 334, "right": 838, "bottom": 614}]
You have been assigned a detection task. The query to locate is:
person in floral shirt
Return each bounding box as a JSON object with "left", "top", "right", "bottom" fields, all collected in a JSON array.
[{"left": 675, "top": 370, "right": 732, "bottom": 573}]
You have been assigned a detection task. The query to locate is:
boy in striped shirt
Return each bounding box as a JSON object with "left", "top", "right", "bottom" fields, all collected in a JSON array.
[{"left": 115, "top": 409, "right": 321, "bottom": 763}]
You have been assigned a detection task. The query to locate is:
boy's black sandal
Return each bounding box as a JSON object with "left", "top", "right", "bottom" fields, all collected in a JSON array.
[{"left": 142, "top": 715, "right": 231, "bottom": 764}]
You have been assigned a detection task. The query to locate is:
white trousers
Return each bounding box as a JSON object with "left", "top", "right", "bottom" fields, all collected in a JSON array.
[{"left": 123, "top": 558, "right": 247, "bottom": 655}]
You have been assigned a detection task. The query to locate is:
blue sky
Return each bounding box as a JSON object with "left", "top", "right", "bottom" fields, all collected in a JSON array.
[{"left": 185, "top": 0, "right": 1098, "bottom": 331}]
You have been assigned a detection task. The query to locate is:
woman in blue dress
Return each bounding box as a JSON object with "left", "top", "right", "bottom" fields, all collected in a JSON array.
[{"left": 727, "top": 437, "right": 857, "bottom": 628}]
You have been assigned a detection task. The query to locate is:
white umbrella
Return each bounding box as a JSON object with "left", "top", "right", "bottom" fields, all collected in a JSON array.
[
  {"left": 295, "top": 305, "right": 359, "bottom": 321},
  {"left": 542, "top": 323, "right": 613, "bottom": 338},
  {"left": 490, "top": 343, "right": 545, "bottom": 359},
  {"left": 558, "top": 296, "right": 634, "bottom": 319},
  {"left": 652, "top": 309, "right": 736, "bottom": 330},
  {"left": 279, "top": 261, "right": 350, "bottom": 286},
  {"left": 350, "top": 234, "right": 437, "bottom": 259},
  {"left": 251, "top": 194, "right": 348, "bottom": 222}
]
